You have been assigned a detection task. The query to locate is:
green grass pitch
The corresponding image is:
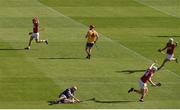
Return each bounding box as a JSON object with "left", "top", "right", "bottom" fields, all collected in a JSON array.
[{"left": 0, "top": 0, "right": 180, "bottom": 108}]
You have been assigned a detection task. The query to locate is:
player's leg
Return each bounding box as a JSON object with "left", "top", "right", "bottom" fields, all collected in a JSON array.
[
  {"left": 63, "top": 98, "right": 76, "bottom": 104},
  {"left": 48, "top": 95, "right": 66, "bottom": 105},
  {"left": 139, "top": 82, "right": 148, "bottom": 102},
  {"left": 88, "top": 47, "right": 92, "bottom": 59},
  {"left": 85, "top": 43, "right": 91, "bottom": 59},
  {"left": 34, "top": 33, "right": 48, "bottom": 44},
  {"left": 175, "top": 58, "right": 178, "bottom": 63},
  {"left": 87, "top": 43, "right": 94, "bottom": 59},
  {"left": 139, "top": 88, "right": 148, "bottom": 102},
  {"left": 35, "top": 38, "right": 48, "bottom": 44},
  {"left": 128, "top": 87, "right": 143, "bottom": 94},
  {"left": 169, "top": 55, "right": 178, "bottom": 63},
  {"left": 128, "top": 80, "right": 147, "bottom": 102},
  {"left": 134, "top": 89, "right": 143, "bottom": 94},
  {"left": 85, "top": 47, "right": 89, "bottom": 58},
  {"left": 158, "top": 58, "right": 169, "bottom": 70},
  {"left": 25, "top": 36, "right": 34, "bottom": 50}
]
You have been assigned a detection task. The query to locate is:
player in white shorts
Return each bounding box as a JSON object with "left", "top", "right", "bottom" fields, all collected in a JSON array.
[
  {"left": 158, "top": 38, "right": 178, "bottom": 70},
  {"left": 128, "top": 63, "right": 161, "bottom": 102},
  {"left": 24, "top": 17, "right": 48, "bottom": 50}
]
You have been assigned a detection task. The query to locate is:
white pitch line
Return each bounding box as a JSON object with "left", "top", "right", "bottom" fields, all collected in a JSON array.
[
  {"left": 133, "top": 0, "right": 180, "bottom": 78},
  {"left": 134, "top": 0, "right": 180, "bottom": 19},
  {"left": 36, "top": 0, "right": 180, "bottom": 79}
]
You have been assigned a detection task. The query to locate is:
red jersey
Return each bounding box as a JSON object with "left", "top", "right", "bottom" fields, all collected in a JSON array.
[
  {"left": 140, "top": 68, "right": 155, "bottom": 83},
  {"left": 33, "top": 19, "right": 39, "bottom": 33},
  {"left": 166, "top": 43, "right": 176, "bottom": 55}
]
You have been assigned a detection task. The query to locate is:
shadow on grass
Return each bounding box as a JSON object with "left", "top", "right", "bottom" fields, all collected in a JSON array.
[
  {"left": 93, "top": 99, "right": 135, "bottom": 103},
  {"left": 0, "top": 48, "right": 25, "bottom": 51},
  {"left": 116, "top": 69, "right": 146, "bottom": 74},
  {"left": 152, "top": 35, "right": 180, "bottom": 38},
  {"left": 39, "top": 57, "right": 86, "bottom": 60},
  {"left": 48, "top": 98, "right": 135, "bottom": 105}
]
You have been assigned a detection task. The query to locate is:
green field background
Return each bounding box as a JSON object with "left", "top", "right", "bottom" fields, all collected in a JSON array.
[{"left": 0, "top": 0, "right": 179, "bottom": 108}]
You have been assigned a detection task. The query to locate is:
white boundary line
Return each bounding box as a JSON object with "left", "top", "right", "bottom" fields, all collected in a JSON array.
[
  {"left": 36, "top": 0, "right": 180, "bottom": 79},
  {"left": 134, "top": 0, "right": 180, "bottom": 19}
]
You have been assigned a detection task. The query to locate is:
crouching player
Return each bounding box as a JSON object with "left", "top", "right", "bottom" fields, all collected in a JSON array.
[
  {"left": 128, "top": 63, "right": 161, "bottom": 102},
  {"left": 25, "top": 17, "right": 48, "bottom": 50},
  {"left": 157, "top": 38, "right": 178, "bottom": 70},
  {"left": 48, "top": 86, "right": 80, "bottom": 105}
]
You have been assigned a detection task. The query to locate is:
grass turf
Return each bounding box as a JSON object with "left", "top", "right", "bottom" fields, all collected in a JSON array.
[{"left": 0, "top": 0, "right": 179, "bottom": 108}]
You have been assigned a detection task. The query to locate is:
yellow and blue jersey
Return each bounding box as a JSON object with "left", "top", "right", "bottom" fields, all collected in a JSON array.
[{"left": 86, "top": 30, "right": 98, "bottom": 43}]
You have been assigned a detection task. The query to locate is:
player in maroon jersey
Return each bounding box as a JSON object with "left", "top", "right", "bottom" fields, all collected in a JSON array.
[
  {"left": 157, "top": 38, "right": 178, "bottom": 70},
  {"left": 25, "top": 17, "right": 48, "bottom": 50},
  {"left": 128, "top": 63, "right": 161, "bottom": 102}
]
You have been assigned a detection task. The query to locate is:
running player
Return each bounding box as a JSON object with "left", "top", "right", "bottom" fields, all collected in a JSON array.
[
  {"left": 85, "top": 25, "right": 99, "bottom": 59},
  {"left": 157, "top": 38, "right": 178, "bottom": 70},
  {"left": 128, "top": 63, "right": 161, "bottom": 102},
  {"left": 48, "top": 86, "right": 80, "bottom": 105},
  {"left": 24, "top": 17, "right": 48, "bottom": 50}
]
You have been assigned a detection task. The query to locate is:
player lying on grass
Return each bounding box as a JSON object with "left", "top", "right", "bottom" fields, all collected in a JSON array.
[
  {"left": 48, "top": 86, "right": 80, "bottom": 105},
  {"left": 128, "top": 63, "right": 161, "bottom": 102},
  {"left": 85, "top": 25, "right": 99, "bottom": 59},
  {"left": 157, "top": 38, "right": 178, "bottom": 70},
  {"left": 24, "top": 17, "right": 48, "bottom": 50}
]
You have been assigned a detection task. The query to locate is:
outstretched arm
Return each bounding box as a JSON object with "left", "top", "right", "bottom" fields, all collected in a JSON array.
[
  {"left": 94, "top": 33, "right": 99, "bottom": 43},
  {"left": 68, "top": 92, "right": 80, "bottom": 102},
  {"left": 158, "top": 44, "right": 167, "bottom": 52},
  {"left": 73, "top": 96, "right": 80, "bottom": 102},
  {"left": 148, "top": 78, "right": 156, "bottom": 86}
]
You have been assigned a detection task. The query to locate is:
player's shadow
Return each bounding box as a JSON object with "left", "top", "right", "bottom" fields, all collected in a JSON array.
[
  {"left": 84, "top": 98, "right": 135, "bottom": 103},
  {"left": 153, "top": 35, "right": 180, "bottom": 38},
  {"left": 93, "top": 99, "right": 135, "bottom": 103},
  {"left": 0, "top": 48, "right": 25, "bottom": 51},
  {"left": 116, "top": 69, "right": 146, "bottom": 74},
  {"left": 47, "top": 98, "right": 135, "bottom": 105},
  {"left": 39, "top": 57, "right": 85, "bottom": 60}
]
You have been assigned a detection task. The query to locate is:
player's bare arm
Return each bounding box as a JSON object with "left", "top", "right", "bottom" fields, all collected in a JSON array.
[
  {"left": 70, "top": 94, "right": 80, "bottom": 102},
  {"left": 68, "top": 91, "right": 80, "bottom": 102},
  {"left": 95, "top": 33, "right": 99, "bottom": 42},
  {"left": 158, "top": 45, "right": 167, "bottom": 52},
  {"left": 148, "top": 78, "right": 156, "bottom": 87}
]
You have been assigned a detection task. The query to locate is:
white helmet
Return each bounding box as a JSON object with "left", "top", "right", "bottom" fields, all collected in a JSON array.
[
  {"left": 152, "top": 66, "right": 158, "bottom": 71},
  {"left": 169, "top": 38, "right": 174, "bottom": 42}
]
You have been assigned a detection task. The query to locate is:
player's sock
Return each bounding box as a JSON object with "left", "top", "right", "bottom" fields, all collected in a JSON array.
[
  {"left": 88, "top": 54, "right": 91, "bottom": 59},
  {"left": 134, "top": 89, "right": 138, "bottom": 92},
  {"left": 139, "top": 99, "right": 144, "bottom": 102},
  {"left": 39, "top": 40, "right": 45, "bottom": 43},
  {"left": 86, "top": 54, "right": 91, "bottom": 59},
  {"left": 139, "top": 96, "right": 144, "bottom": 102},
  {"left": 24, "top": 47, "right": 30, "bottom": 50},
  {"left": 128, "top": 88, "right": 134, "bottom": 93},
  {"left": 45, "top": 40, "right": 48, "bottom": 44},
  {"left": 175, "top": 58, "right": 178, "bottom": 63}
]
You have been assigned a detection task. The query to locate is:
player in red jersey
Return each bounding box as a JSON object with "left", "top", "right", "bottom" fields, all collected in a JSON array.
[
  {"left": 157, "top": 38, "right": 178, "bottom": 70},
  {"left": 128, "top": 63, "right": 161, "bottom": 102},
  {"left": 25, "top": 17, "right": 48, "bottom": 50}
]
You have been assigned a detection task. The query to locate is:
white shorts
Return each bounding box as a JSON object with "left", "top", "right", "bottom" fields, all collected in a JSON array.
[
  {"left": 59, "top": 94, "right": 67, "bottom": 99},
  {"left": 139, "top": 80, "right": 147, "bottom": 89},
  {"left": 31, "top": 32, "right": 39, "bottom": 39},
  {"left": 166, "top": 54, "right": 175, "bottom": 60}
]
